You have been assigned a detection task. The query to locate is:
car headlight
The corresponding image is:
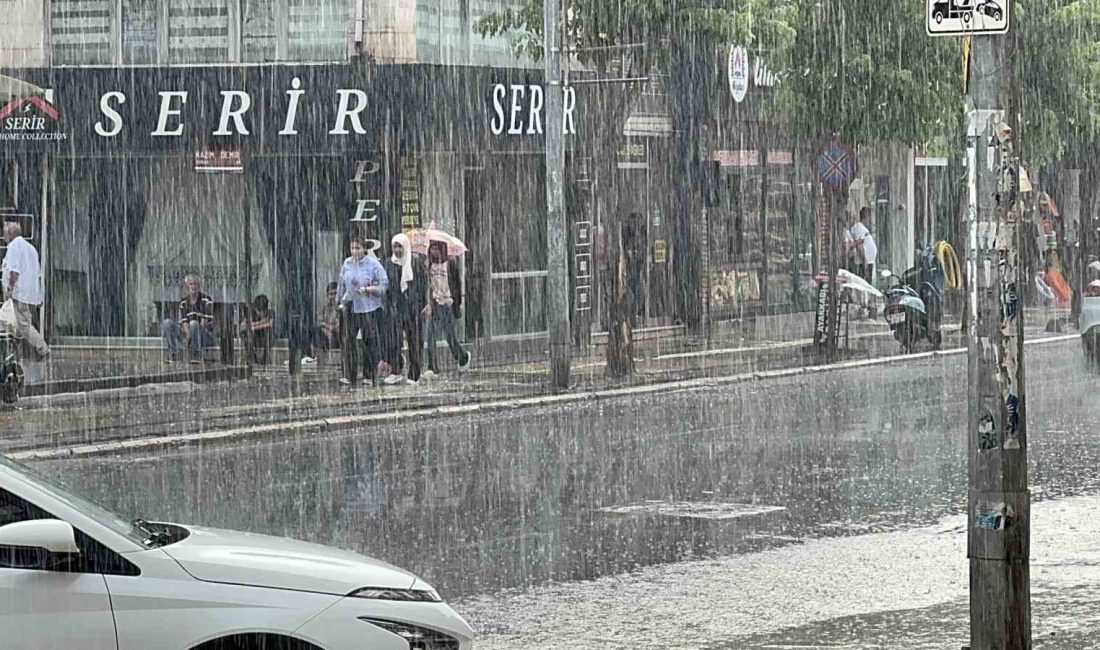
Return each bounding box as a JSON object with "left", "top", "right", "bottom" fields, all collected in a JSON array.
[
  {"left": 359, "top": 618, "right": 459, "bottom": 650},
  {"left": 348, "top": 587, "right": 442, "bottom": 602}
]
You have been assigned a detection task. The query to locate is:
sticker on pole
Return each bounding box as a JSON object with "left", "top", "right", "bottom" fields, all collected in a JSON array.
[{"left": 928, "top": 0, "right": 1009, "bottom": 36}]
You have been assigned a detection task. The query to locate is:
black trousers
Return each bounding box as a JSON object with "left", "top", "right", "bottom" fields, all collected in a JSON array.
[
  {"left": 342, "top": 309, "right": 383, "bottom": 384},
  {"left": 386, "top": 307, "right": 423, "bottom": 382}
]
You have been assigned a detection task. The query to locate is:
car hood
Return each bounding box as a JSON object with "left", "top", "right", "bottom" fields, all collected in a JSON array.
[{"left": 162, "top": 525, "right": 417, "bottom": 595}]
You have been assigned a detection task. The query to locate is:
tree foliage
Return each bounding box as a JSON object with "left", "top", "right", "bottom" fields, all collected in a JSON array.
[{"left": 776, "top": 0, "right": 961, "bottom": 145}]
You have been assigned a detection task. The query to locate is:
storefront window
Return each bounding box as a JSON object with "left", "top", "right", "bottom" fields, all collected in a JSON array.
[
  {"left": 287, "top": 0, "right": 348, "bottom": 62},
  {"left": 51, "top": 0, "right": 113, "bottom": 65},
  {"left": 168, "top": 0, "right": 231, "bottom": 64},
  {"left": 122, "top": 0, "right": 159, "bottom": 65}
]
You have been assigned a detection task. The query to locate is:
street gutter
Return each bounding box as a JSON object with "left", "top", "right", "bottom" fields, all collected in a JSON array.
[{"left": 8, "top": 334, "right": 1079, "bottom": 462}]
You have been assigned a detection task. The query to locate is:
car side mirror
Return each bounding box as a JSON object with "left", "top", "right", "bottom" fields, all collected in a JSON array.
[{"left": 0, "top": 519, "right": 80, "bottom": 555}]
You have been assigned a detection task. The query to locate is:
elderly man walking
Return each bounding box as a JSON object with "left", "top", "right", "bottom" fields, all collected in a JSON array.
[{"left": 1, "top": 222, "right": 50, "bottom": 360}]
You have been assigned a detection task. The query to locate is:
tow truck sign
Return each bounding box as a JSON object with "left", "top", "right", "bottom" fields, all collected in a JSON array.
[{"left": 927, "top": 0, "right": 1008, "bottom": 36}]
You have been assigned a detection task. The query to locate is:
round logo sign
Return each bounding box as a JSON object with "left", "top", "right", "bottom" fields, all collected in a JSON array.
[{"left": 728, "top": 45, "right": 749, "bottom": 104}]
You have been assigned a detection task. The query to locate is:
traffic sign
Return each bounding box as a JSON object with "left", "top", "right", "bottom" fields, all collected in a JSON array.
[
  {"left": 928, "top": 0, "right": 1009, "bottom": 36},
  {"left": 815, "top": 141, "right": 857, "bottom": 193}
]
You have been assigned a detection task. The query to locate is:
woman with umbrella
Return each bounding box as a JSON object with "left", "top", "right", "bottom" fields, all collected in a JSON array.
[{"left": 422, "top": 238, "right": 471, "bottom": 376}]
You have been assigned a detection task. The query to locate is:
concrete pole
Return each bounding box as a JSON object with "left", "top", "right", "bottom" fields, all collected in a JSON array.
[
  {"left": 544, "top": 0, "right": 571, "bottom": 388},
  {"left": 965, "top": 34, "right": 1031, "bottom": 650}
]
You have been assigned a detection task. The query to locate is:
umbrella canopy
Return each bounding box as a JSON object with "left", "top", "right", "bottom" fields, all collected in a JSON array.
[
  {"left": 814, "top": 269, "right": 883, "bottom": 298},
  {"left": 407, "top": 224, "right": 467, "bottom": 258},
  {"left": 0, "top": 74, "right": 43, "bottom": 103}
]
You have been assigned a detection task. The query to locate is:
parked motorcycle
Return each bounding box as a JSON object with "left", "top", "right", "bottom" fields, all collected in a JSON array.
[
  {"left": 881, "top": 247, "right": 946, "bottom": 352},
  {"left": 1082, "top": 260, "right": 1100, "bottom": 371},
  {"left": 0, "top": 330, "right": 24, "bottom": 404}
]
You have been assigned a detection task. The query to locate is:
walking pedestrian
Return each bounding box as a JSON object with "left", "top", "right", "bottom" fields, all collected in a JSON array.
[
  {"left": 337, "top": 238, "right": 388, "bottom": 387},
  {"left": 1, "top": 222, "right": 49, "bottom": 360},
  {"left": 381, "top": 233, "right": 427, "bottom": 385},
  {"left": 423, "top": 240, "right": 470, "bottom": 377},
  {"left": 850, "top": 207, "right": 878, "bottom": 319},
  {"left": 161, "top": 274, "right": 214, "bottom": 364}
]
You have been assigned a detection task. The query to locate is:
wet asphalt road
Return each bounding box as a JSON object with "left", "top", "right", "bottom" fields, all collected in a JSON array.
[{"left": 29, "top": 338, "right": 1100, "bottom": 645}]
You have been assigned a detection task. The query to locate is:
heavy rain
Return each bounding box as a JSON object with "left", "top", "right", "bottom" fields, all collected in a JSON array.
[{"left": 0, "top": 1, "right": 1099, "bottom": 649}]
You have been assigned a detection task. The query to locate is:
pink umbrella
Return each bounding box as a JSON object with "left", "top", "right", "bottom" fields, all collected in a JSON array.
[{"left": 407, "top": 222, "right": 468, "bottom": 258}]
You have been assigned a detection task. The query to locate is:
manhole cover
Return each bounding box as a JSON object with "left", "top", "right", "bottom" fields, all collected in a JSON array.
[{"left": 600, "top": 501, "right": 787, "bottom": 520}]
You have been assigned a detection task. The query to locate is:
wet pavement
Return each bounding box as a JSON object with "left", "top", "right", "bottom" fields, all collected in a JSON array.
[{"left": 25, "top": 339, "right": 1099, "bottom": 626}]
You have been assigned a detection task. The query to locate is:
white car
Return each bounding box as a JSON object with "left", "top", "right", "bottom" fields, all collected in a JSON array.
[{"left": 0, "top": 454, "right": 473, "bottom": 649}]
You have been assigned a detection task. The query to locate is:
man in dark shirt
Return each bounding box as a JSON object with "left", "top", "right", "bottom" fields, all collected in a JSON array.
[{"left": 161, "top": 274, "right": 215, "bottom": 364}]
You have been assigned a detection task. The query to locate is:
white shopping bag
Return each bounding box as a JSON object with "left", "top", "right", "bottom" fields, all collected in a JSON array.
[{"left": 0, "top": 300, "right": 17, "bottom": 335}]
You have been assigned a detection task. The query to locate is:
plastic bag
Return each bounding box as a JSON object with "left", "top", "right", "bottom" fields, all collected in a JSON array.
[{"left": 0, "top": 300, "right": 16, "bottom": 335}]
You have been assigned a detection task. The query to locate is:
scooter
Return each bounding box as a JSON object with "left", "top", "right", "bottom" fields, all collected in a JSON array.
[
  {"left": 0, "top": 330, "right": 24, "bottom": 404},
  {"left": 1082, "top": 260, "right": 1100, "bottom": 370},
  {"left": 881, "top": 247, "right": 946, "bottom": 352}
]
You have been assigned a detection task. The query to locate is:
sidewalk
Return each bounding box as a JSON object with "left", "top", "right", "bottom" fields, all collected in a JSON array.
[
  {"left": 0, "top": 309, "right": 1079, "bottom": 459},
  {"left": 18, "top": 307, "right": 1075, "bottom": 397}
]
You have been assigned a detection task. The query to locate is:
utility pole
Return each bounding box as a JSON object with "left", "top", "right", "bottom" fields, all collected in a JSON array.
[
  {"left": 965, "top": 32, "right": 1031, "bottom": 650},
  {"left": 544, "top": 0, "right": 571, "bottom": 388}
]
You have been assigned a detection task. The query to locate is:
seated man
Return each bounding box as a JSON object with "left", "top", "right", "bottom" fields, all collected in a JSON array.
[
  {"left": 161, "top": 275, "right": 215, "bottom": 364},
  {"left": 315, "top": 282, "right": 341, "bottom": 363},
  {"left": 240, "top": 294, "right": 275, "bottom": 365}
]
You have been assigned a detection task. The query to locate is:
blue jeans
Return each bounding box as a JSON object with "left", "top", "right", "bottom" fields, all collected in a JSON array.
[{"left": 161, "top": 319, "right": 213, "bottom": 361}]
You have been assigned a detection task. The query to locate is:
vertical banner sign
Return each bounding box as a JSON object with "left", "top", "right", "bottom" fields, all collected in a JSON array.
[
  {"left": 349, "top": 158, "right": 385, "bottom": 254},
  {"left": 399, "top": 157, "right": 421, "bottom": 230}
]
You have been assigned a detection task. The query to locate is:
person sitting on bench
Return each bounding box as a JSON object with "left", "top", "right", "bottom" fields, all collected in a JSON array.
[
  {"left": 240, "top": 294, "right": 275, "bottom": 365},
  {"left": 161, "top": 275, "right": 215, "bottom": 364}
]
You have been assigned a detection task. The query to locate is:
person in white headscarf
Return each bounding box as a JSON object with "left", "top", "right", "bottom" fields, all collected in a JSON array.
[{"left": 382, "top": 232, "right": 427, "bottom": 385}]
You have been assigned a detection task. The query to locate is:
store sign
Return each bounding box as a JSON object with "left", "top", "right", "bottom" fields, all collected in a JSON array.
[
  {"left": 399, "top": 157, "right": 421, "bottom": 229},
  {"left": 728, "top": 45, "right": 749, "bottom": 103},
  {"left": 0, "top": 92, "right": 66, "bottom": 142},
  {"left": 193, "top": 149, "right": 244, "bottom": 173},
  {"left": 489, "top": 83, "right": 578, "bottom": 136}
]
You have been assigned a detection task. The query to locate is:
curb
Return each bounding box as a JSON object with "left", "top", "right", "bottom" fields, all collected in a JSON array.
[{"left": 9, "top": 334, "right": 1079, "bottom": 462}]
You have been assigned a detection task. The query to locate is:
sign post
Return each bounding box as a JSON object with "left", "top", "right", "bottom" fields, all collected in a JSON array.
[
  {"left": 813, "top": 140, "right": 857, "bottom": 361},
  {"left": 930, "top": 2, "right": 1030, "bottom": 646}
]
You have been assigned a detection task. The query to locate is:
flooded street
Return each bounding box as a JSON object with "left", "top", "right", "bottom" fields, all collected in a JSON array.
[{"left": 30, "top": 340, "right": 1100, "bottom": 645}]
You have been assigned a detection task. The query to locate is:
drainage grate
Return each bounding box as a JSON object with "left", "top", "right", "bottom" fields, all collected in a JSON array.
[{"left": 600, "top": 501, "right": 787, "bottom": 520}]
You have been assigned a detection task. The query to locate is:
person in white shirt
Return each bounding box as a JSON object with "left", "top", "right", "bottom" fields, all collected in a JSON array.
[
  {"left": 850, "top": 208, "right": 879, "bottom": 319},
  {"left": 1, "top": 222, "right": 50, "bottom": 360}
]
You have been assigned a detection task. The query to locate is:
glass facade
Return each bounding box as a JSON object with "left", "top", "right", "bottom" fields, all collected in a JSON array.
[
  {"left": 47, "top": 0, "right": 351, "bottom": 65},
  {"left": 417, "top": 0, "right": 533, "bottom": 67},
  {"left": 287, "top": 0, "right": 347, "bottom": 62},
  {"left": 51, "top": 0, "right": 113, "bottom": 65}
]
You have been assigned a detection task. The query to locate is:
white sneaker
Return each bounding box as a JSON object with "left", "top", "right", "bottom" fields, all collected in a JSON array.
[
  {"left": 405, "top": 379, "right": 419, "bottom": 387},
  {"left": 338, "top": 377, "right": 351, "bottom": 386},
  {"left": 383, "top": 373, "right": 404, "bottom": 385},
  {"left": 302, "top": 356, "right": 317, "bottom": 366}
]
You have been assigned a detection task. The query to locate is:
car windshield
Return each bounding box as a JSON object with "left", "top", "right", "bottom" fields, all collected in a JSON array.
[{"left": 0, "top": 454, "right": 148, "bottom": 547}]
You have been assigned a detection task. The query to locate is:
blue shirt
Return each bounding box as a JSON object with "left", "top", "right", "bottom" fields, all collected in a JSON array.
[{"left": 338, "top": 255, "right": 388, "bottom": 313}]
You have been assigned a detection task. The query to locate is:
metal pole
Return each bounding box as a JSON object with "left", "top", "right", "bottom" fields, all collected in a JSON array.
[
  {"left": 544, "top": 0, "right": 571, "bottom": 388},
  {"left": 966, "top": 33, "right": 1030, "bottom": 650}
]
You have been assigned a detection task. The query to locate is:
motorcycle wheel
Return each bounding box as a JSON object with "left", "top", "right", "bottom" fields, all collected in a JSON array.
[
  {"left": 896, "top": 323, "right": 913, "bottom": 353},
  {"left": 929, "top": 329, "right": 943, "bottom": 350},
  {"left": 0, "top": 379, "right": 17, "bottom": 404}
]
